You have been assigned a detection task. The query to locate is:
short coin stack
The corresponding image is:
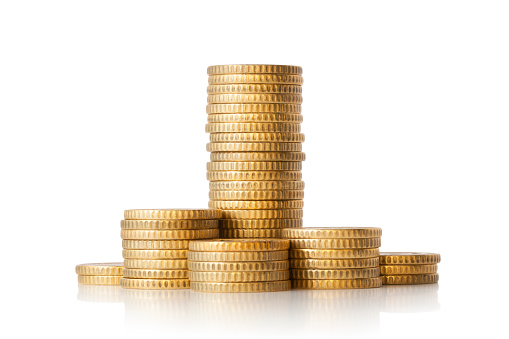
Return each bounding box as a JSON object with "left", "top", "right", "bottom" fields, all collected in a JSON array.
[
  {"left": 282, "top": 227, "right": 383, "bottom": 289},
  {"left": 379, "top": 252, "right": 440, "bottom": 285},
  {"left": 188, "top": 239, "right": 291, "bottom": 292},
  {"left": 206, "top": 65, "right": 305, "bottom": 238},
  {"left": 76, "top": 262, "right": 124, "bottom": 285},
  {"left": 120, "top": 209, "right": 221, "bottom": 289}
]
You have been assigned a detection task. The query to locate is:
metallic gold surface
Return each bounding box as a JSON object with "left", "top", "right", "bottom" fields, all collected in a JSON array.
[
  {"left": 189, "top": 239, "right": 289, "bottom": 252},
  {"left": 209, "top": 190, "right": 304, "bottom": 201},
  {"left": 290, "top": 248, "right": 380, "bottom": 259},
  {"left": 123, "top": 269, "right": 189, "bottom": 279},
  {"left": 188, "top": 260, "right": 289, "bottom": 272},
  {"left": 207, "top": 171, "right": 303, "bottom": 182},
  {"left": 206, "top": 122, "right": 301, "bottom": 133},
  {"left": 210, "top": 152, "right": 305, "bottom": 162},
  {"left": 209, "top": 200, "right": 304, "bottom": 210},
  {"left": 78, "top": 275, "right": 121, "bottom": 285},
  {"left": 210, "top": 181, "right": 304, "bottom": 191},
  {"left": 207, "top": 113, "right": 303, "bottom": 123},
  {"left": 189, "top": 270, "right": 289, "bottom": 282},
  {"left": 380, "top": 264, "right": 438, "bottom": 275},
  {"left": 208, "top": 93, "right": 302, "bottom": 104},
  {"left": 120, "top": 229, "right": 219, "bottom": 240},
  {"left": 122, "top": 249, "right": 188, "bottom": 259},
  {"left": 75, "top": 263, "right": 124, "bottom": 276},
  {"left": 282, "top": 227, "right": 382, "bottom": 239},
  {"left": 207, "top": 103, "right": 301, "bottom": 114},
  {"left": 290, "top": 267, "right": 380, "bottom": 280},
  {"left": 121, "top": 219, "right": 218, "bottom": 230},
  {"left": 120, "top": 278, "right": 190, "bottom": 290},
  {"left": 191, "top": 280, "right": 291, "bottom": 293},
  {"left": 207, "top": 84, "right": 302, "bottom": 95},
  {"left": 209, "top": 132, "right": 305, "bottom": 143},
  {"left": 207, "top": 161, "right": 302, "bottom": 171},
  {"left": 219, "top": 228, "right": 287, "bottom": 238},
  {"left": 124, "top": 259, "right": 188, "bottom": 270},
  {"left": 379, "top": 252, "right": 441, "bottom": 265},
  {"left": 208, "top": 74, "right": 303, "bottom": 85},
  {"left": 291, "top": 278, "right": 383, "bottom": 290},
  {"left": 289, "top": 238, "right": 381, "bottom": 249},
  {"left": 290, "top": 258, "right": 380, "bottom": 269},
  {"left": 206, "top": 142, "right": 302, "bottom": 152},
  {"left": 382, "top": 273, "right": 439, "bottom": 285},
  {"left": 220, "top": 218, "right": 303, "bottom": 229},
  {"left": 122, "top": 240, "right": 189, "bottom": 250},
  {"left": 188, "top": 250, "right": 288, "bottom": 262},
  {"left": 221, "top": 209, "right": 303, "bottom": 220},
  {"left": 124, "top": 209, "right": 222, "bottom": 220},
  {"left": 207, "top": 65, "right": 302, "bottom": 75}
]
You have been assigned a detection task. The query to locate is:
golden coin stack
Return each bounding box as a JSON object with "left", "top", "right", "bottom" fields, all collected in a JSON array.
[
  {"left": 120, "top": 209, "right": 221, "bottom": 289},
  {"left": 282, "top": 227, "right": 383, "bottom": 289},
  {"left": 379, "top": 252, "right": 440, "bottom": 285},
  {"left": 76, "top": 262, "right": 124, "bottom": 285},
  {"left": 206, "top": 65, "right": 305, "bottom": 238},
  {"left": 188, "top": 239, "right": 292, "bottom": 292}
]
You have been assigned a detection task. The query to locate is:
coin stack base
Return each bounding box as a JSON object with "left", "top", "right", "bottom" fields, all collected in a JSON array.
[
  {"left": 380, "top": 252, "right": 441, "bottom": 285},
  {"left": 76, "top": 263, "right": 124, "bottom": 286}
]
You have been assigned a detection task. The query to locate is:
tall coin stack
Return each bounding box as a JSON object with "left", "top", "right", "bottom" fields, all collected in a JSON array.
[
  {"left": 282, "top": 228, "right": 383, "bottom": 289},
  {"left": 206, "top": 65, "right": 305, "bottom": 238},
  {"left": 120, "top": 209, "right": 221, "bottom": 289},
  {"left": 188, "top": 239, "right": 291, "bottom": 292},
  {"left": 379, "top": 252, "right": 440, "bottom": 285}
]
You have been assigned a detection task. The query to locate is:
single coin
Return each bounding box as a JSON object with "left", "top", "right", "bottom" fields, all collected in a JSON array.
[
  {"left": 209, "top": 74, "right": 303, "bottom": 86},
  {"left": 123, "top": 269, "right": 189, "bottom": 279},
  {"left": 124, "top": 209, "right": 222, "bottom": 220},
  {"left": 206, "top": 122, "right": 301, "bottom": 133},
  {"left": 207, "top": 113, "right": 303, "bottom": 123},
  {"left": 379, "top": 252, "right": 441, "bottom": 265},
  {"left": 207, "top": 171, "right": 302, "bottom": 182},
  {"left": 291, "top": 278, "right": 382, "bottom": 290},
  {"left": 209, "top": 200, "right": 304, "bottom": 210},
  {"left": 121, "top": 219, "right": 218, "bottom": 230},
  {"left": 75, "top": 263, "right": 124, "bottom": 276},
  {"left": 291, "top": 267, "right": 380, "bottom": 280},
  {"left": 191, "top": 280, "right": 291, "bottom": 293},
  {"left": 207, "top": 84, "right": 302, "bottom": 95},
  {"left": 210, "top": 190, "right": 304, "bottom": 201},
  {"left": 209, "top": 132, "right": 305, "bottom": 143},
  {"left": 122, "top": 249, "right": 188, "bottom": 259},
  {"left": 282, "top": 227, "right": 382, "bottom": 239},
  {"left": 208, "top": 93, "right": 302, "bottom": 104},
  {"left": 190, "top": 239, "right": 289, "bottom": 252},
  {"left": 188, "top": 250, "right": 288, "bottom": 262},
  {"left": 289, "top": 238, "right": 381, "bottom": 249},
  {"left": 207, "top": 103, "right": 301, "bottom": 114},
  {"left": 290, "top": 258, "right": 380, "bottom": 269},
  {"left": 121, "top": 228, "right": 219, "bottom": 240},
  {"left": 122, "top": 240, "right": 189, "bottom": 250},
  {"left": 220, "top": 219, "right": 303, "bottom": 229},
  {"left": 124, "top": 259, "right": 188, "bottom": 270},
  {"left": 382, "top": 273, "right": 439, "bottom": 285},
  {"left": 290, "top": 248, "right": 380, "bottom": 259},
  {"left": 220, "top": 228, "right": 286, "bottom": 238},
  {"left": 380, "top": 264, "right": 438, "bottom": 275},
  {"left": 78, "top": 275, "right": 121, "bottom": 285},
  {"left": 120, "top": 278, "right": 190, "bottom": 290},
  {"left": 210, "top": 152, "right": 305, "bottom": 162},
  {"left": 207, "top": 65, "right": 302, "bottom": 75},
  {"left": 189, "top": 270, "right": 289, "bottom": 283},
  {"left": 221, "top": 209, "right": 303, "bottom": 220},
  {"left": 207, "top": 161, "right": 302, "bottom": 171},
  {"left": 206, "top": 142, "right": 302, "bottom": 153},
  {"left": 210, "top": 181, "right": 304, "bottom": 191},
  {"left": 188, "top": 260, "right": 289, "bottom": 272}
]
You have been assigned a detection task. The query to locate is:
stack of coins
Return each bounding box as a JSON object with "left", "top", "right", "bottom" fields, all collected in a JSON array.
[
  {"left": 76, "top": 262, "right": 124, "bottom": 285},
  {"left": 206, "top": 65, "right": 305, "bottom": 238},
  {"left": 120, "top": 209, "right": 221, "bottom": 289},
  {"left": 188, "top": 239, "right": 291, "bottom": 292},
  {"left": 379, "top": 252, "right": 440, "bottom": 285},
  {"left": 282, "top": 227, "right": 383, "bottom": 289}
]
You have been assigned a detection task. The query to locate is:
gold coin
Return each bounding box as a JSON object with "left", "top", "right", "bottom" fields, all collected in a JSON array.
[
  {"left": 122, "top": 240, "right": 189, "bottom": 250},
  {"left": 210, "top": 152, "right": 305, "bottom": 162},
  {"left": 207, "top": 64, "right": 302, "bottom": 75},
  {"left": 208, "top": 93, "right": 302, "bottom": 104},
  {"left": 209, "top": 200, "right": 304, "bottom": 210},
  {"left": 189, "top": 239, "right": 289, "bottom": 252},
  {"left": 220, "top": 228, "right": 286, "bottom": 238},
  {"left": 290, "top": 238, "right": 381, "bottom": 249},
  {"left": 121, "top": 229, "right": 219, "bottom": 240},
  {"left": 209, "top": 132, "right": 305, "bottom": 143},
  {"left": 188, "top": 250, "right": 288, "bottom": 262},
  {"left": 206, "top": 142, "right": 302, "bottom": 153},
  {"left": 380, "top": 264, "right": 438, "bottom": 275},
  {"left": 120, "top": 278, "right": 190, "bottom": 290},
  {"left": 207, "top": 161, "right": 302, "bottom": 171},
  {"left": 189, "top": 270, "right": 289, "bottom": 282},
  {"left": 207, "top": 84, "right": 302, "bottom": 95},
  {"left": 222, "top": 209, "right": 303, "bottom": 219},
  {"left": 206, "top": 122, "right": 301, "bottom": 133},
  {"left": 382, "top": 273, "right": 439, "bottom": 285},
  {"left": 210, "top": 181, "right": 304, "bottom": 191},
  {"left": 188, "top": 260, "right": 289, "bottom": 272},
  {"left": 210, "top": 190, "right": 304, "bottom": 201},
  {"left": 124, "top": 259, "right": 188, "bottom": 269},
  {"left": 290, "top": 258, "right": 380, "bottom": 269},
  {"left": 220, "top": 219, "right": 303, "bottom": 229},
  {"left": 124, "top": 209, "right": 222, "bottom": 220},
  {"left": 123, "top": 269, "right": 189, "bottom": 279},
  {"left": 207, "top": 113, "right": 303, "bottom": 124},
  {"left": 122, "top": 249, "right": 188, "bottom": 259},
  {"left": 379, "top": 252, "right": 441, "bottom": 265},
  {"left": 208, "top": 74, "right": 303, "bottom": 85},
  {"left": 282, "top": 227, "right": 382, "bottom": 239},
  {"left": 121, "top": 219, "right": 218, "bottom": 230},
  {"left": 75, "top": 263, "right": 124, "bottom": 276},
  {"left": 207, "top": 171, "right": 302, "bottom": 182},
  {"left": 290, "top": 248, "right": 380, "bottom": 259},
  {"left": 291, "top": 267, "right": 380, "bottom": 280},
  {"left": 78, "top": 275, "right": 121, "bottom": 285},
  {"left": 291, "top": 278, "right": 382, "bottom": 290},
  {"left": 207, "top": 103, "right": 301, "bottom": 114},
  {"left": 191, "top": 280, "right": 291, "bottom": 293}
]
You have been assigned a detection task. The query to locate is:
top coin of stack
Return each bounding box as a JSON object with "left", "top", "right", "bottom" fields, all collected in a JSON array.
[{"left": 206, "top": 65, "right": 305, "bottom": 238}]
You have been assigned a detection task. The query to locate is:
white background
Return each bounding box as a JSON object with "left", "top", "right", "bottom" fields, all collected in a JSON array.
[{"left": 1, "top": 1, "right": 508, "bottom": 338}]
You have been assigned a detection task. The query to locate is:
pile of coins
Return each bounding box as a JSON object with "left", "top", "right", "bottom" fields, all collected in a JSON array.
[
  {"left": 282, "top": 228, "right": 383, "bottom": 289},
  {"left": 120, "top": 209, "right": 221, "bottom": 289},
  {"left": 379, "top": 252, "right": 440, "bottom": 285},
  {"left": 76, "top": 262, "right": 123, "bottom": 285},
  {"left": 188, "top": 239, "right": 291, "bottom": 292},
  {"left": 206, "top": 65, "right": 305, "bottom": 238}
]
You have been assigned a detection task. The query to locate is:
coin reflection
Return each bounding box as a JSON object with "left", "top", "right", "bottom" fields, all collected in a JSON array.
[
  {"left": 77, "top": 284, "right": 123, "bottom": 303},
  {"left": 381, "top": 284, "right": 440, "bottom": 313}
]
